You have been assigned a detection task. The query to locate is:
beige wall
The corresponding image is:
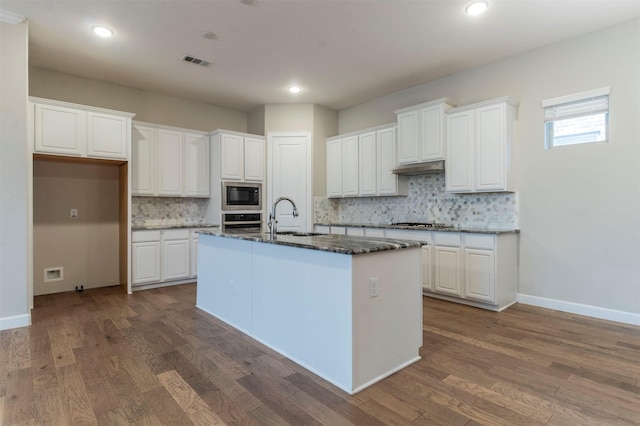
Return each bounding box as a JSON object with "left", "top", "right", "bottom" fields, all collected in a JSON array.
[
  {"left": 0, "top": 20, "right": 30, "bottom": 329},
  {"left": 33, "top": 160, "right": 120, "bottom": 295},
  {"left": 339, "top": 20, "right": 640, "bottom": 316},
  {"left": 29, "top": 67, "right": 247, "bottom": 132},
  {"left": 247, "top": 105, "right": 265, "bottom": 135}
]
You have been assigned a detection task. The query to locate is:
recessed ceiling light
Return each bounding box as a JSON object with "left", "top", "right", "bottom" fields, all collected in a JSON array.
[
  {"left": 240, "top": 0, "right": 256, "bottom": 6},
  {"left": 92, "top": 25, "right": 114, "bottom": 37},
  {"left": 465, "top": 1, "right": 489, "bottom": 16},
  {"left": 289, "top": 85, "right": 302, "bottom": 94}
]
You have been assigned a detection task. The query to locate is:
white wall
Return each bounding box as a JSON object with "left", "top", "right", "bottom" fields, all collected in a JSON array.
[
  {"left": 0, "top": 20, "right": 30, "bottom": 330},
  {"left": 29, "top": 67, "right": 247, "bottom": 132},
  {"left": 339, "top": 20, "right": 640, "bottom": 320}
]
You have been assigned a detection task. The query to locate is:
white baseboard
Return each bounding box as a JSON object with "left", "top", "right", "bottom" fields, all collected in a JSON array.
[
  {"left": 517, "top": 293, "right": 640, "bottom": 326},
  {"left": 0, "top": 313, "right": 31, "bottom": 331}
]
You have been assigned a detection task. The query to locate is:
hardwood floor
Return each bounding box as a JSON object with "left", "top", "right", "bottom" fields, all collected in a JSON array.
[{"left": 1, "top": 283, "right": 638, "bottom": 425}]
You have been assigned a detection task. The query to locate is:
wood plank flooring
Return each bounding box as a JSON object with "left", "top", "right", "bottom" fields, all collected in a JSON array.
[{"left": 1, "top": 283, "right": 638, "bottom": 425}]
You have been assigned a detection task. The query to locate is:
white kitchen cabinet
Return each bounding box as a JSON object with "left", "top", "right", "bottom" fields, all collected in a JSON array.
[
  {"left": 358, "top": 131, "right": 377, "bottom": 196},
  {"left": 421, "top": 245, "right": 433, "bottom": 291},
  {"left": 314, "top": 225, "right": 331, "bottom": 234},
  {"left": 132, "top": 231, "right": 162, "bottom": 286},
  {"left": 395, "top": 98, "right": 457, "bottom": 165},
  {"left": 330, "top": 226, "right": 347, "bottom": 235},
  {"left": 162, "top": 229, "right": 189, "bottom": 282},
  {"left": 433, "top": 246, "right": 462, "bottom": 297},
  {"left": 131, "top": 125, "right": 156, "bottom": 195},
  {"left": 326, "top": 138, "right": 343, "bottom": 197},
  {"left": 32, "top": 97, "right": 133, "bottom": 160},
  {"left": 326, "top": 124, "right": 406, "bottom": 198},
  {"left": 132, "top": 227, "right": 206, "bottom": 290},
  {"left": 244, "top": 137, "right": 265, "bottom": 182},
  {"left": 218, "top": 131, "right": 265, "bottom": 182},
  {"left": 464, "top": 248, "right": 495, "bottom": 303},
  {"left": 376, "top": 126, "right": 407, "bottom": 196},
  {"left": 445, "top": 97, "right": 518, "bottom": 193},
  {"left": 86, "top": 112, "right": 128, "bottom": 159},
  {"left": 342, "top": 135, "right": 359, "bottom": 197},
  {"left": 132, "top": 122, "right": 209, "bottom": 197},
  {"left": 157, "top": 129, "right": 184, "bottom": 196},
  {"left": 345, "top": 227, "right": 365, "bottom": 237},
  {"left": 185, "top": 132, "right": 210, "bottom": 197}
]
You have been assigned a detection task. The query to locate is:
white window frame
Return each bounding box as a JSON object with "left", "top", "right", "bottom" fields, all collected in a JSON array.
[{"left": 541, "top": 87, "right": 610, "bottom": 149}]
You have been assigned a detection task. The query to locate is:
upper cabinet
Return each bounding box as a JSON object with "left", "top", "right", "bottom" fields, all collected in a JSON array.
[
  {"left": 132, "top": 122, "right": 209, "bottom": 198},
  {"left": 213, "top": 131, "right": 265, "bottom": 182},
  {"left": 31, "top": 97, "right": 134, "bottom": 160},
  {"left": 394, "top": 98, "right": 457, "bottom": 165},
  {"left": 326, "top": 124, "right": 407, "bottom": 198},
  {"left": 445, "top": 97, "right": 518, "bottom": 193}
]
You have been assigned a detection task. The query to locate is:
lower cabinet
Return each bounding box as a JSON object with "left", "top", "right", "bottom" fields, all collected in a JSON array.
[
  {"left": 313, "top": 224, "right": 518, "bottom": 311},
  {"left": 426, "top": 232, "right": 517, "bottom": 311},
  {"left": 132, "top": 228, "right": 203, "bottom": 289}
]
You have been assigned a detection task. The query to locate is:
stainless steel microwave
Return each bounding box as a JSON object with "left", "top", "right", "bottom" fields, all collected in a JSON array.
[{"left": 221, "top": 181, "right": 262, "bottom": 211}]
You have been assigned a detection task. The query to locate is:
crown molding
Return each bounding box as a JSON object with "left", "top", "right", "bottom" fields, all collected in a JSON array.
[{"left": 0, "top": 9, "right": 26, "bottom": 25}]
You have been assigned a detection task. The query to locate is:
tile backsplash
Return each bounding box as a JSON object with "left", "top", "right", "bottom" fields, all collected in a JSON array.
[
  {"left": 315, "top": 174, "right": 518, "bottom": 229},
  {"left": 132, "top": 197, "right": 210, "bottom": 227}
]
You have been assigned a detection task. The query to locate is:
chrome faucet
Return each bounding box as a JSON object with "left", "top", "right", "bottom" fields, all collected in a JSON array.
[{"left": 268, "top": 197, "right": 299, "bottom": 238}]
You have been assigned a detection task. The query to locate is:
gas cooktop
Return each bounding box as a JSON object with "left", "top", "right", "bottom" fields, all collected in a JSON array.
[{"left": 390, "top": 222, "right": 454, "bottom": 229}]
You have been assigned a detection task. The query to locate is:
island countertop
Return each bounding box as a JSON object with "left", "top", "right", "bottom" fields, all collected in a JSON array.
[{"left": 196, "top": 230, "right": 423, "bottom": 255}]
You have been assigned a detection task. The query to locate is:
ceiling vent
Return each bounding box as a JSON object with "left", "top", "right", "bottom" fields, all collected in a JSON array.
[{"left": 182, "top": 55, "right": 211, "bottom": 67}]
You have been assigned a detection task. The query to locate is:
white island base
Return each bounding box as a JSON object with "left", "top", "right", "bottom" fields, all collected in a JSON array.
[{"left": 196, "top": 233, "right": 423, "bottom": 394}]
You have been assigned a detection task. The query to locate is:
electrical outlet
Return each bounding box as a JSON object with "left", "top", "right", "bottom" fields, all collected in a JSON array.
[
  {"left": 70, "top": 209, "right": 78, "bottom": 218},
  {"left": 369, "top": 277, "right": 379, "bottom": 298}
]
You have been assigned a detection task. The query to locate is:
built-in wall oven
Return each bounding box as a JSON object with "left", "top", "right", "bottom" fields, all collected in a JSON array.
[
  {"left": 222, "top": 213, "right": 262, "bottom": 234},
  {"left": 222, "top": 181, "right": 262, "bottom": 211}
]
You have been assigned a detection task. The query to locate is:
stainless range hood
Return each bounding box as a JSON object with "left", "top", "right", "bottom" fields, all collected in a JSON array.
[{"left": 391, "top": 160, "right": 445, "bottom": 175}]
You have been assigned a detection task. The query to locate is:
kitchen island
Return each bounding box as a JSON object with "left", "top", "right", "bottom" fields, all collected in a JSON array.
[{"left": 196, "top": 231, "right": 423, "bottom": 394}]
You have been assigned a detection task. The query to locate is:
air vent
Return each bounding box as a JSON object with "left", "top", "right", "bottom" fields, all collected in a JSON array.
[{"left": 182, "top": 55, "right": 211, "bottom": 67}]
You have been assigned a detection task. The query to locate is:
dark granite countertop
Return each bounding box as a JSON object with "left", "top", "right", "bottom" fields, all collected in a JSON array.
[
  {"left": 132, "top": 223, "right": 219, "bottom": 231},
  {"left": 197, "top": 230, "right": 424, "bottom": 255},
  {"left": 314, "top": 222, "right": 519, "bottom": 235}
]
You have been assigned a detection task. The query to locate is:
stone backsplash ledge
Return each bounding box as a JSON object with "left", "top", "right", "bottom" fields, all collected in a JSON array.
[
  {"left": 132, "top": 197, "right": 209, "bottom": 227},
  {"left": 314, "top": 174, "right": 518, "bottom": 229}
]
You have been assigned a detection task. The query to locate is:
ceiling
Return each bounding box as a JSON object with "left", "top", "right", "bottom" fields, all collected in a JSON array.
[{"left": 3, "top": 0, "right": 639, "bottom": 112}]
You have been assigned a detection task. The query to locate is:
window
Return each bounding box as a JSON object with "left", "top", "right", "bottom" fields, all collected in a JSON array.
[{"left": 542, "top": 87, "right": 610, "bottom": 149}]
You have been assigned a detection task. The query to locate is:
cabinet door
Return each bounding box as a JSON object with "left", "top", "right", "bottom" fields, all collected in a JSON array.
[
  {"left": 34, "top": 103, "right": 85, "bottom": 156},
  {"left": 220, "top": 133, "right": 244, "bottom": 180},
  {"left": 326, "top": 138, "right": 343, "bottom": 197},
  {"left": 358, "top": 131, "right": 377, "bottom": 196},
  {"left": 87, "top": 112, "right": 128, "bottom": 159},
  {"left": 434, "top": 246, "right": 462, "bottom": 296},
  {"left": 420, "top": 104, "right": 444, "bottom": 161},
  {"left": 244, "top": 137, "right": 265, "bottom": 181},
  {"left": 377, "top": 126, "right": 398, "bottom": 195},
  {"left": 396, "top": 110, "right": 419, "bottom": 164},
  {"left": 132, "top": 242, "right": 161, "bottom": 285},
  {"left": 190, "top": 238, "right": 198, "bottom": 278},
  {"left": 131, "top": 125, "right": 156, "bottom": 195},
  {"left": 163, "top": 239, "right": 190, "bottom": 281},
  {"left": 185, "top": 132, "right": 210, "bottom": 197},
  {"left": 475, "top": 104, "right": 506, "bottom": 191},
  {"left": 157, "top": 129, "right": 184, "bottom": 196},
  {"left": 421, "top": 245, "right": 433, "bottom": 291},
  {"left": 342, "top": 135, "right": 359, "bottom": 196},
  {"left": 445, "top": 111, "right": 473, "bottom": 193},
  {"left": 463, "top": 248, "right": 496, "bottom": 303}
]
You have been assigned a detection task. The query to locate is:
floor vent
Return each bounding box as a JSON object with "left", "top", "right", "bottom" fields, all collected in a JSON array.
[{"left": 182, "top": 55, "right": 211, "bottom": 67}]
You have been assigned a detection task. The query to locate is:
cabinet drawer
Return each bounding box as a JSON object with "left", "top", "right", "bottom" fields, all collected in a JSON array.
[
  {"left": 163, "top": 229, "right": 190, "bottom": 240},
  {"left": 385, "top": 229, "right": 431, "bottom": 244},
  {"left": 434, "top": 232, "right": 461, "bottom": 247},
  {"left": 132, "top": 230, "right": 161, "bottom": 242},
  {"left": 464, "top": 234, "right": 495, "bottom": 250}
]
